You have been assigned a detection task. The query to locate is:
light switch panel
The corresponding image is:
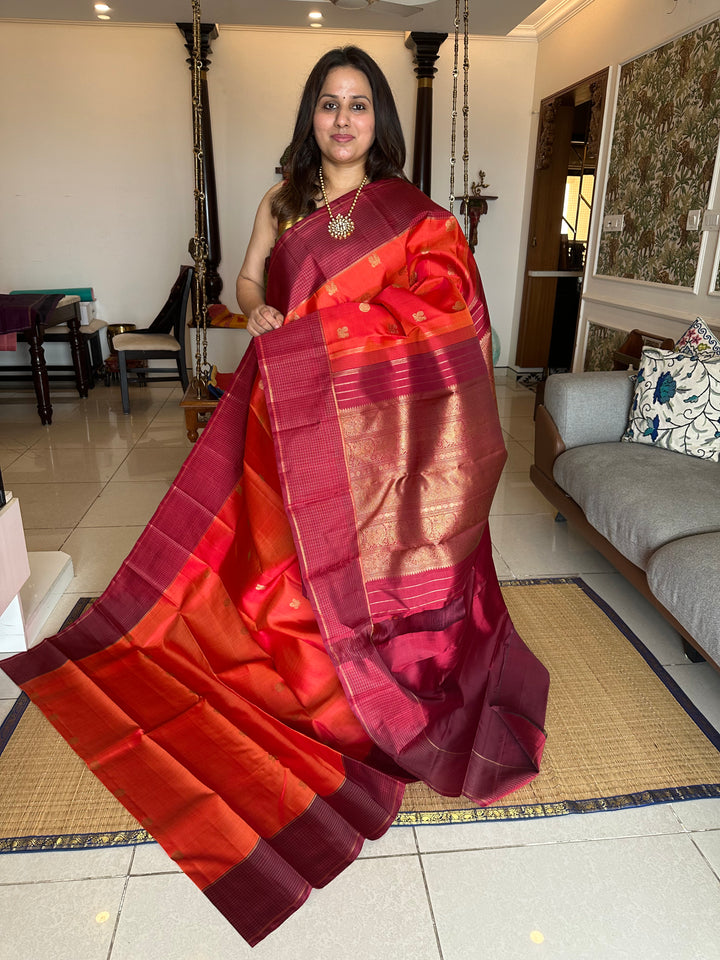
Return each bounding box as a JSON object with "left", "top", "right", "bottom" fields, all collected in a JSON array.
[
  {"left": 603, "top": 214, "right": 624, "bottom": 232},
  {"left": 686, "top": 209, "right": 702, "bottom": 230}
]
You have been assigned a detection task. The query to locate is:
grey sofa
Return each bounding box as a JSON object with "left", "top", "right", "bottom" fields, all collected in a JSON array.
[{"left": 531, "top": 370, "right": 720, "bottom": 672}]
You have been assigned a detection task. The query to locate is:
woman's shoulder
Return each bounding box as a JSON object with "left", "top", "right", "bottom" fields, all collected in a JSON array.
[{"left": 259, "top": 181, "right": 284, "bottom": 209}]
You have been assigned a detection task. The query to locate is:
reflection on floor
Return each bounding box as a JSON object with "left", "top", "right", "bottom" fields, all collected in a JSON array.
[{"left": 1, "top": 371, "right": 719, "bottom": 960}]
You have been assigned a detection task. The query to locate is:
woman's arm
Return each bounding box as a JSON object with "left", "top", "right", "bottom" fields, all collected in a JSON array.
[{"left": 236, "top": 184, "right": 285, "bottom": 337}]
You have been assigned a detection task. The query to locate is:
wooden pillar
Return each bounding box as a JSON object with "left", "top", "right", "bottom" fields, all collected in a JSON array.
[
  {"left": 176, "top": 22, "right": 223, "bottom": 304},
  {"left": 405, "top": 32, "right": 447, "bottom": 197}
]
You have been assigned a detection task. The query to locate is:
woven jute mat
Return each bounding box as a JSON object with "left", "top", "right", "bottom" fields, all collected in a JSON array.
[{"left": 1, "top": 578, "right": 719, "bottom": 851}]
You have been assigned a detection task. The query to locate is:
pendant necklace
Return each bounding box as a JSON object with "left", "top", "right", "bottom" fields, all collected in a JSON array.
[{"left": 318, "top": 167, "right": 368, "bottom": 240}]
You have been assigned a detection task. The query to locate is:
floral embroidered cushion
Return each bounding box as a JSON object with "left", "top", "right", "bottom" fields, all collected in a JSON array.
[
  {"left": 622, "top": 346, "right": 720, "bottom": 461},
  {"left": 675, "top": 316, "right": 720, "bottom": 358}
]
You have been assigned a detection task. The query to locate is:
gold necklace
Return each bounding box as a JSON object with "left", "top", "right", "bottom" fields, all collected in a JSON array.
[{"left": 318, "top": 167, "right": 368, "bottom": 240}]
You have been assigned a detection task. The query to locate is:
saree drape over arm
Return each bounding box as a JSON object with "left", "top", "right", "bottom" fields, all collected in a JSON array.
[{"left": 1, "top": 178, "right": 548, "bottom": 947}]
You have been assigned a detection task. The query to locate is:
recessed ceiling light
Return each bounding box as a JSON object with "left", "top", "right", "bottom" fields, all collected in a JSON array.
[
  {"left": 97, "top": 13, "right": 111, "bottom": 19},
  {"left": 309, "top": 22, "right": 323, "bottom": 27},
  {"left": 308, "top": 10, "right": 323, "bottom": 18},
  {"left": 94, "top": 3, "right": 111, "bottom": 10}
]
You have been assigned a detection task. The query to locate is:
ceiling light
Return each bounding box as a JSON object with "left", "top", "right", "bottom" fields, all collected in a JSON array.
[
  {"left": 309, "top": 22, "right": 323, "bottom": 27},
  {"left": 94, "top": 3, "right": 111, "bottom": 10},
  {"left": 97, "top": 13, "right": 111, "bottom": 19},
  {"left": 308, "top": 10, "right": 323, "bottom": 18}
]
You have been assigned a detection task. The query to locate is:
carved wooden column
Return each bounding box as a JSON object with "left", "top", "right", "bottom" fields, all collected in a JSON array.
[
  {"left": 177, "top": 21, "right": 223, "bottom": 303},
  {"left": 405, "top": 32, "right": 447, "bottom": 196}
]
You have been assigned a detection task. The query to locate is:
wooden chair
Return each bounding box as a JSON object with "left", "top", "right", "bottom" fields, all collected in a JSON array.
[
  {"left": 612, "top": 329, "right": 675, "bottom": 369},
  {"left": 113, "top": 266, "right": 193, "bottom": 414}
]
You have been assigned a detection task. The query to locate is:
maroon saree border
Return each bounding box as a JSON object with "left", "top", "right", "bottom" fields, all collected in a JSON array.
[
  {"left": 256, "top": 317, "right": 370, "bottom": 642},
  {"left": 2, "top": 349, "right": 258, "bottom": 686}
]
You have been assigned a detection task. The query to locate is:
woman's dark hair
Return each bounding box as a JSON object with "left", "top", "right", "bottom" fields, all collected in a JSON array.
[{"left": 271, "top": 46, "right": 406, "bottom": 227}]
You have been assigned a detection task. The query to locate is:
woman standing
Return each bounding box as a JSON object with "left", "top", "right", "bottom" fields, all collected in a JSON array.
[{"left": 3, "top": 47, "right": 548, "bottom": 948}]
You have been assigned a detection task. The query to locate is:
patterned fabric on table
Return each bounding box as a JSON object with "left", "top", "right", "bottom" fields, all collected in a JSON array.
[{"left": 623, "top": 345, "right": 720, "bottom": 461}]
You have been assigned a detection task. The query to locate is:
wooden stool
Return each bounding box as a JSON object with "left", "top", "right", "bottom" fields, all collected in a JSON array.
[{"left": 180, "top": 384, "right": 218, "bottom": 442}]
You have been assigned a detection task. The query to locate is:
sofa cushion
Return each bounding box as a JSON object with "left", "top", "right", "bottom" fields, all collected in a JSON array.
[
  {"left": 553, "top": 442, "right": 720, "bottom": 569},
  {"left": 622, "top": 346, "right": 720, "bottom": 462},
  {"left": 647, "top": 532, "right": 720, "bottom": 665},
  {"left": 676, "top": 316, "right": 720, "bottom": 358},
  {"left": 544, "top": 371, "right": 635, "bottom": 449}
]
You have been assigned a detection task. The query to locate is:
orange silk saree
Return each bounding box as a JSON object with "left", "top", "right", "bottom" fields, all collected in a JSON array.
[{"left": 2, "top": 178, "right": 548, "bottom": 946}]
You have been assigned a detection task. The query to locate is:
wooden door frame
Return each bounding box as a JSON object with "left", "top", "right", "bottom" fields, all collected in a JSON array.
[{"left": 515, "top": 68, "right": 609, "bottom": 369}]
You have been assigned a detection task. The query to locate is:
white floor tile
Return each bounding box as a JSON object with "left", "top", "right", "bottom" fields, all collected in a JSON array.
[
  {"left": 0, "top": 446, "right": 24, "bottom": 467},
  {"left": 358, "top": 824, "right": 417, "bottom": 858},
  {"left": 111, "top": 445, "right": 189, "bottom": 482},
  {"left": 134, "top": 421, "right": 193, "bottom": 448},
  {"left": 78, "top": 480, "right": 170, "bottom": 528},
  {"left": 502, "top": 437, "right": 533, "bottom": 473},
  {"left": 109, "top": 873, "right": 260, "bottom": 959},
  {"left": 693, "top": 830, "right": 720, "bottom": 879},
  {"left": 0, "top": 847, "right": 132, "bottom": 884},
  {"left": 489, "top": 514, "right": 615, "bottom": 578},
  {"left": 500, "top": 416, "right": 535, "bottom": 450},
  {"left": 129, "top": 842, "right": 182, "bottom": 876},
  {"left": 5, "top": 446, "right": 128, "bottom": 484},
  {"left": 671, "top": 798, "right": 720, "bottom": 832},
  {"left": 22, "top": 527, "right": 73, "bottom": 552},
  {"left": 62, "top": 526, "right": 144, "bottom": 593},
  {"left": 423, "top": 834, "right": 720, "bottom": 960},
  {"left": 495, "top": 393, "right": 536, "bottom": 419},
  {"left": 112, "top": 857, "right": 440, "bottom": 959},
  {"left": 0, "top": 876, "right": 126, "bottom": 960},
  {"left": 493, "top": 548, "right": 513, "bottom": 579},
  {"left": 414, "top": 803, "right": 685, "bottom": 853},
  {"left": 490, "top": 472, "right": 556, "bottom": 516},
  {"left": 8, "top": 481, "right": 104, "bottom": 529},
  {"left": 665, "top": 662, "right": 720, "bottom": 733},
  {"left": 28, "top": 418, "right": 147, "bottom": 450},
  {"left": 0, "top": 417, "right": 52, "bottom": 447}
]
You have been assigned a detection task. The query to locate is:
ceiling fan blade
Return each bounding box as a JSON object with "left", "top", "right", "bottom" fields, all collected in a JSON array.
[{"left": 371, "top": 1, "right": 429, "bottom": 15}]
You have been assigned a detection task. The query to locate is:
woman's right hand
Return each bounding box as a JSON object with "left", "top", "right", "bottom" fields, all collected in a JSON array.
[{"left": 246, "top": 304, "right": 284, "bottom": 337}]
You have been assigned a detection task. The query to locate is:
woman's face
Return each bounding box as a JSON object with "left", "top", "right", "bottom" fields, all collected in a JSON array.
[{"left": 312, "top": 66, "right": 376, "bottom": 170}]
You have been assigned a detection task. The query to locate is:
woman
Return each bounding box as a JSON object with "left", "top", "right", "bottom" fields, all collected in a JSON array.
[{"left": 2, "top": 47, "right": 548, "bottom": 948}]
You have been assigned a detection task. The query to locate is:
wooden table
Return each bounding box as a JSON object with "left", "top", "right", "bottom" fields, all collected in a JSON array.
[
  {"left": 0, "top": 294, "right": 89, "bottom": 424},
  {"left": 180, "top": 384, "right": 218, "bottom": 442}
]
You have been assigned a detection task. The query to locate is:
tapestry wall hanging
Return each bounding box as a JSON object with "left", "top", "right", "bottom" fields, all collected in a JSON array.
[{"left": 596, "top": 19, "right": 720, "bottom": 287}]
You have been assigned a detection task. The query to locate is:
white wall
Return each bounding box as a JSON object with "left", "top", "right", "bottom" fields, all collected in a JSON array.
[
  {"left": 429, "top": 36, "right": 538, "bottom": 366},
  {"left": 0, "top": 23, "right": 192, "bottom": 326},
  {"left": 0, "top": 21, "right": 537, "bottom": 370},
  {"left": 530, "top": 0, "right": 720, "bottom": 368}
]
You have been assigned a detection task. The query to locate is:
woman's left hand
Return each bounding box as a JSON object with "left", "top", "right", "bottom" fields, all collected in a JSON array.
[{"left": 246, "top": 304, "right": 284, "bottom": 337}]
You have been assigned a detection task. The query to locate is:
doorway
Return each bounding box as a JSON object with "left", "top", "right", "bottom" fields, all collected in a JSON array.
[{"left": 514, "top": 69, "right": 609, "bottom": 371}]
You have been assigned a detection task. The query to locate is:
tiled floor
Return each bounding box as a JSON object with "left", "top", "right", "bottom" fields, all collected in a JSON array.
[{"left": 1, "top": 371, "right": 719, "bottom": 960}]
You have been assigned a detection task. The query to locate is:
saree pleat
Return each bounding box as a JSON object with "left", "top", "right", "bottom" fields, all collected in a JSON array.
[{"left": 2, "top": 177, "right": 548, "bottom": 946}]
